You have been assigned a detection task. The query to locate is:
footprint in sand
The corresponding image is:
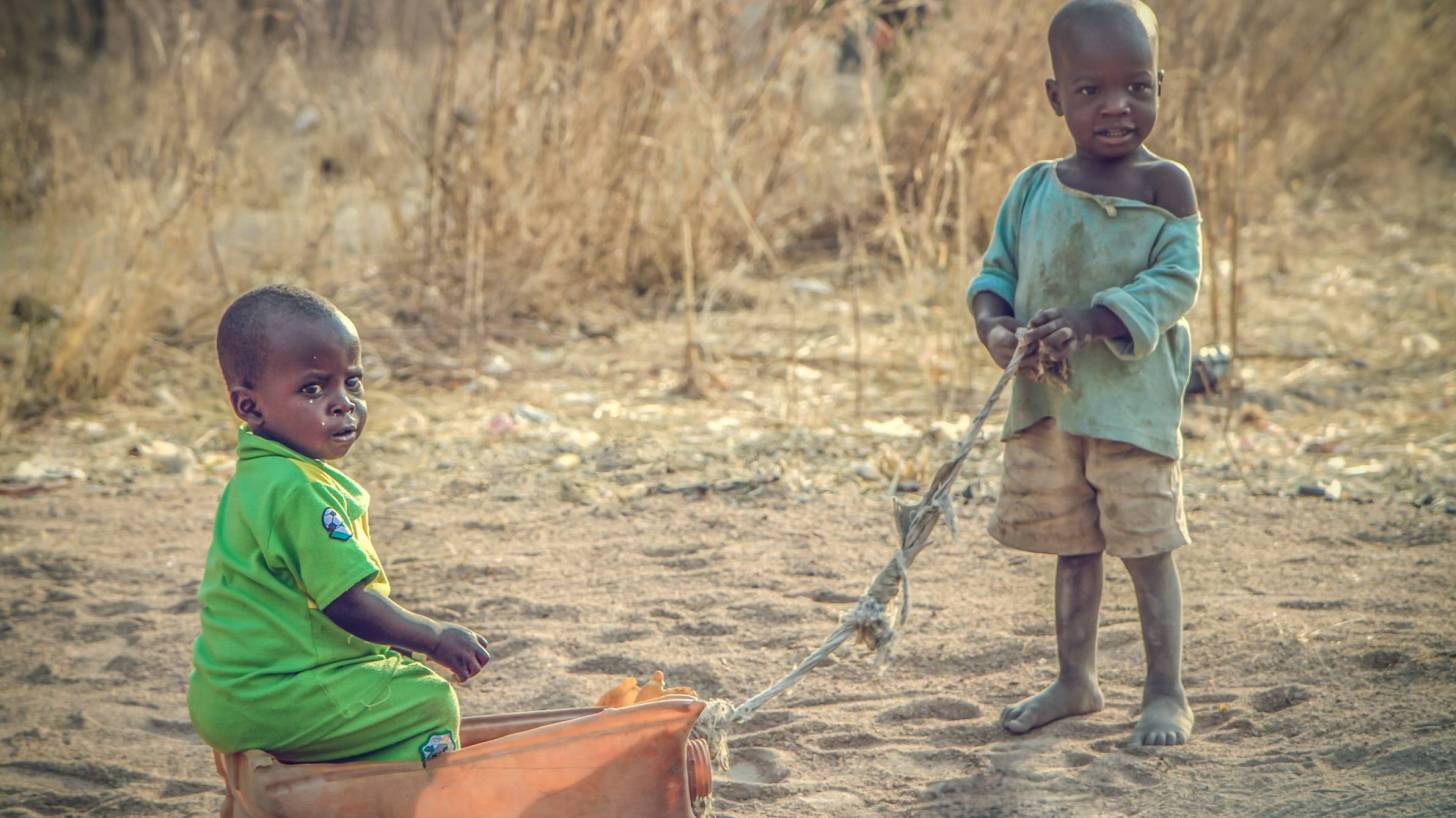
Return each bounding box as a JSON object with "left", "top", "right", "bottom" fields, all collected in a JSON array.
[
  {"left": 877, "top": 696, "right": 981, "bottom": 723},
  {"left": 1252, "top": 685, "right": 1312, "bottom": 713},
  {"left": 716, "top": 747, "right": 794, "bottom": 805},
  {"left": 1357, "top": 649, "right": 1407, "bottom": 670}
]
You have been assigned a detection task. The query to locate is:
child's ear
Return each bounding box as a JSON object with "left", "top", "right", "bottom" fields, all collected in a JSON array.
[
  {"left": 1045, "top": 78, "right": 1064, "bottom": 116},
  {"left": 1156, "top": 68, "right": 1165, "bottom": 97},
  {"left": 230, "top": 386, "right": 264, "bottom": 425}
]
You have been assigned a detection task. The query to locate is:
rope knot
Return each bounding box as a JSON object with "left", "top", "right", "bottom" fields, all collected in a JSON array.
[{"left": 842, "top": 596, "right": 894, "bottom": 654}]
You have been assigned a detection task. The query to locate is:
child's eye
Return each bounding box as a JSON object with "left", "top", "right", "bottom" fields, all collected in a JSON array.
[
  {"left": 300, "top": 384, "right": 323, "bottom": 397},
  {"left": 346, "top": 376, "right": 364, "bottom": 391},
  {"left": 1130, "top": 82, "right": 1151, "bottom": 94},
  {"left": 1077, "top": 86, "right": 1098, "bottom": 96}
]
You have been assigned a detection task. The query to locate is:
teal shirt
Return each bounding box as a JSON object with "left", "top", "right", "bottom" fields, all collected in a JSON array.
[{"left": 968, "top": 161, "right": 1201, "bottom": 459}]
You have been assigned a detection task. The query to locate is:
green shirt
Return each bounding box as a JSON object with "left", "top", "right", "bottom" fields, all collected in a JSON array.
[
  {"left": 968, "top": 161, "right": 1202, "bottom": 459},
  {"left": 189, "top": 427, "right": 402, "bottom": 752}
]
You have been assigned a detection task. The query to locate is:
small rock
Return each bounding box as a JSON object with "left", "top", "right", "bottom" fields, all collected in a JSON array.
[
  {"left": 484, "top": 355, "right": 513, "bottom": 376},
  {"left": 293, "top": 106, "right": 321, "bottom": 135},
  {"left": 548, "top": 425, "right": 601, "bottom": 452},
  {"left": 789, "top": 278, "right": 834, "bottom": 296},
  {"left": 863, "top": 417, "right": 920, "bottom": 439},
  {"left": 1296, "top": 484, "right": 1327, "bottom": 498},
  {"left": 552, "top": 453, "right": 582, "bottom": 471},
  {"left": 706, "top": 417, "right": 741, "bottom": 434},
  {"left": 486, "top": 415, "right": 517, "bottom": 435},
  {"left": 851, "top": 462, "right": 879, "bottom": 481},
  {"left": 463, "top": 375, "right": 499, "bottom": 393},
  {"left": 929, "top": 416, "right": 971, "bottom": 444},
  {"left": 1401, "top": 333, "right": 1440, "bottom": 358},
  {"left": 5, "top": 460, "right": 86, "bottom": 484},
  {"left": 512, "top": 402, "right": 551, "bottom": 424},
  {"left": 134, "top": 440, "right": 197, "bottom": 474},
  {"left": 1324, "top": 479, "right": 1343, "bottom": 501},
  {"left": 1446, "top": 504, "right": 1456, "bottom": 516}
]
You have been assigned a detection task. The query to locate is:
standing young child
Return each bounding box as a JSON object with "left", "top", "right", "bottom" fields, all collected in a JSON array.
[
  {"left": 967, "top": 0, "right": 1199, "bottom": 746},
  {"left": 188, "top": 285, "right": 491, "bottom": 764}
]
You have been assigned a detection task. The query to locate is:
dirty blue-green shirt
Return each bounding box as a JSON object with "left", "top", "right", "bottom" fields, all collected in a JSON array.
[{"left": 968, "top": 161, "right": 1201, "bottom": 459}]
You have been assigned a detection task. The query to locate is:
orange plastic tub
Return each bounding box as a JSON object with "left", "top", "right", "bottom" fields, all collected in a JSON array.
[{"left": 210, "top": 696, "right": 712, "bottom": 818}]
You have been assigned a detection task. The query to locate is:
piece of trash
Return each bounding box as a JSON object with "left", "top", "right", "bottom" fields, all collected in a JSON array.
[
  {"left": 1186, "top": 344, "right": 1232, "bottom": 395},
  {"left": 863, "top": 417, "right": 920, "bottom": 439},
  {"left": 1296, "top": 484, "right": 1327, "bottom": 498}
]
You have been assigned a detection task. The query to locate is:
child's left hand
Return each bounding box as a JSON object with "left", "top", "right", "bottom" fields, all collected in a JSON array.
[{"left": 1024, "top": 306, "right": 1122, "bottom": 361}]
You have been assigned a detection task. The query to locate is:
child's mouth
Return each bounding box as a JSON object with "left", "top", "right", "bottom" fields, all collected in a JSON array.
[
  {"left": 331, "top": 427, "right": 358, "bottom": 442},
  {"left": 1095, "top": 127, "right": 1136, "bottom": 144}
]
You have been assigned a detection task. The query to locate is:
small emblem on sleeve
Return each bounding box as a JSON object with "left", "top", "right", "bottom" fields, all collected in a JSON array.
[
  {"left": 321, "top": 508, "right": 353, "bottom": 541},
  {"left": 419, "top": 731, "right": 456, "bottom": 765}
]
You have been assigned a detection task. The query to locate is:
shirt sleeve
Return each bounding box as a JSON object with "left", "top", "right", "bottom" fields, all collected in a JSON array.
[
  {"left": 966, "top": 166, "right": 1037, "bottom": 312},
  {"left": 1090, "top": 215, "right": 1202, "bottom": 361},
  {"left": 267, "top": 479, "right": 380, "bottom": 610}
]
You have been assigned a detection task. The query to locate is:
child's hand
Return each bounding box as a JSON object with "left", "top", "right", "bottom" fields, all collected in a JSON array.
[
  {"left": 429, "top": 624, "right": 491, "bottom": 683},
  {"left": 977, "top": 316, "right": 1027, "bottom": 370},
  {"left": 1024, "top": 307, "right": 1122, "bottom": 361}
]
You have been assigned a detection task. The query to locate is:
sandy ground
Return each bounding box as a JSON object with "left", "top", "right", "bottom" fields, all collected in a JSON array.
[{"left": 2, "top": 186, "right": 1455, "bottom": 816}]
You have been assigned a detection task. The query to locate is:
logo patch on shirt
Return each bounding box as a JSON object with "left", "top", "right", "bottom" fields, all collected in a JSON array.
[
  {"left": 419, "top": 731, "right": 456, "bottom": 765},
  {"left": 321, "top": 508, "right": 352, "bottom": 541}
]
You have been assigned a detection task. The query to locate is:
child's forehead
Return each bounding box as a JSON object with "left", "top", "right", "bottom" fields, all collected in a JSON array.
[
  {"left": 1050, "top": 5, "right": 1156, "bottom": 72},
  {"left": 264, "top": 314, "right": 362, "bottom": 369},
  {"left": 1051, "top": 16, "right": 1155, "bottom": 74}
]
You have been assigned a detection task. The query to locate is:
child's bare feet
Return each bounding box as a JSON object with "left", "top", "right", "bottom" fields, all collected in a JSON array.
[
  {"left": 1000, "top": 677, "right": 1104, "bottom": 734},
  {"left": 1130, "top": 687, "right": 1193, "bottom": 746}
]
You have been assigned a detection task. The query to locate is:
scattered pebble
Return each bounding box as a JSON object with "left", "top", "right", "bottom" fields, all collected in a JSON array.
[
  {"left": 552, "top": 453, "right": 582, "bottom": 471},
  {"left": 483, "top": 355, "right": 513, "bottom": 376}
]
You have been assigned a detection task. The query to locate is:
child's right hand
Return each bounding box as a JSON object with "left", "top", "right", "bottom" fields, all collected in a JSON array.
[
  {"left": 429, "top": 624, "right": 491, "bottom": 683},
  {"left": 977, "top": 316, "right": 1027, "bottom": 370}
]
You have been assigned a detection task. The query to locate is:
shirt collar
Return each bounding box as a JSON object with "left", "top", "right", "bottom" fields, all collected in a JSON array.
[{"left": 236, "top": 424, "right": 319, "bottom": 463}]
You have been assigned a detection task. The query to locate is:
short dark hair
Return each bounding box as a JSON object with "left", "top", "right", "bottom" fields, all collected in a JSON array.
[
  {"left": 1048, "top": 0, "right": 1158, "bottom": 65},
  {"left": 217, "top": 284, "right": 339, "bottom": 388}
]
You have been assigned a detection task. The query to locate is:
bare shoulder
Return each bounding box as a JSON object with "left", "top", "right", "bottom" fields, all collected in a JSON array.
[{"left": 1146, "top": 159, "right": 1199, "bottom": 218}]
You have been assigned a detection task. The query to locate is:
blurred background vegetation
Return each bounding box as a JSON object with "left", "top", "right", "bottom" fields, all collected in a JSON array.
[{"left": 1, "top": 0, "right": 1451, "bottom": 431}]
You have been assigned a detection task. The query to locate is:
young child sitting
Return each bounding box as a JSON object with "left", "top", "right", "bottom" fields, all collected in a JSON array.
[
  {"left": 188, "top": 284, "right": 491, "bottom": 764},
  {"left": 967, "top": 0, "right": 1200, "bottom": 747}
]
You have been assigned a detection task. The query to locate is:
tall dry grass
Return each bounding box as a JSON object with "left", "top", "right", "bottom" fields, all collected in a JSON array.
[{"left": 0, "top": 0, "right": 1450, "bottom": 430}]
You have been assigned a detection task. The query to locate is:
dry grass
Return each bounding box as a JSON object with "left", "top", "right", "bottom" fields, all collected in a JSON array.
[{"left": 0, "top": 0, "right": 1450, "bottom": 432}]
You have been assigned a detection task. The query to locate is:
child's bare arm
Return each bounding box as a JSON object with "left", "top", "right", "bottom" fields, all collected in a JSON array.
[{"left": 324, "top": 581, "right": 490, "bottom": 681}]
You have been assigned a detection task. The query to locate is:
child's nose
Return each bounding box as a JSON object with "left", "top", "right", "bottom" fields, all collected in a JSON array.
[
  {"left": 1101, "top": 91, "right": 1132, "bottom": 114},
  {"left": 329, "top": 392, "right": 357, "bottom": 415}
]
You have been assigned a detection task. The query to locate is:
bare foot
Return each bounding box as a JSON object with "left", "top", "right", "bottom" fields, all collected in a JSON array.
[
  {"left": 1130, "top": 689, "right": 1194, "bottom": 746},
  {"left": 1001, "top": 678, "right": 1104, "bottom": 735}
]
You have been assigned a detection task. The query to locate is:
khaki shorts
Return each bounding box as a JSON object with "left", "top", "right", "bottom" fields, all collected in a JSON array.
[{"left": 989, "top": 418, "right": 1190, "bottom": 559}]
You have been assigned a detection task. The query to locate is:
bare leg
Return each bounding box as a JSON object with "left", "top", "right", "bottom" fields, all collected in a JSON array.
[
  {"left": 1122, "top": 552, "right": 1194, "bottom": 746},
  {"left": 1001, "top": 553, "right": 1105, "bottom": 734}
]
